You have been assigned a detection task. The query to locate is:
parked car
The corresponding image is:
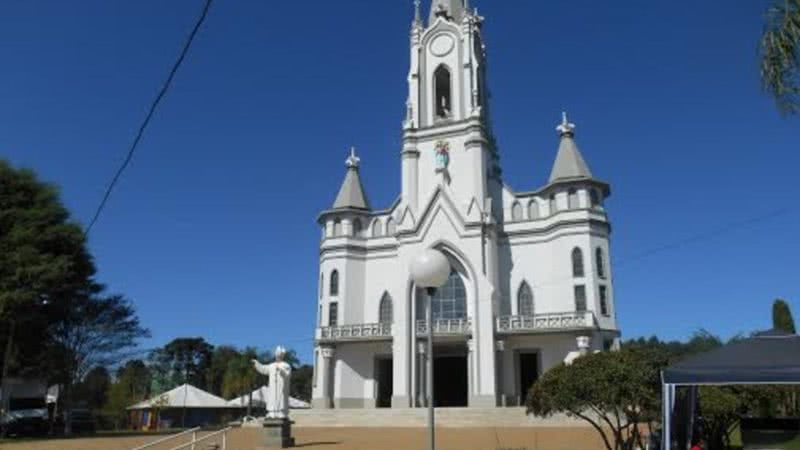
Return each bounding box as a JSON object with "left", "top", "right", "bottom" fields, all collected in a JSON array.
[{"left": 0, "top": 397, "right": 49, "bottom": 437}]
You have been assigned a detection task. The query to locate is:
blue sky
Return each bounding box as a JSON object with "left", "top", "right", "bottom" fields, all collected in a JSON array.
[{"left": 1, "top": 1, "right": 798, "bottom": 363}]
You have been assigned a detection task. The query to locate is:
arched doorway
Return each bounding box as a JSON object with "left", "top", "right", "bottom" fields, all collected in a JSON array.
[{"left": 416, "top": 269, "right": 469, "bottom": 407}]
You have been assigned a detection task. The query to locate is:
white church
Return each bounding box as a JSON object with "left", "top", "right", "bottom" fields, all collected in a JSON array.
[{"left": 312, "top": 0, "right": 619, "bottom": 410}]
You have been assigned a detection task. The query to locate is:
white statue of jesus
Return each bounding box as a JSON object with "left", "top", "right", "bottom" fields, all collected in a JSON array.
[{"left": 252, "top": 345, "right": 292, "bottom": 419}]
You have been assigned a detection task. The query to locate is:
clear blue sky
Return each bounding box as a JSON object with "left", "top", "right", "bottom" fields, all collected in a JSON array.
[{"left": 1, "top": 1, "right": 798, "bottom": 363}]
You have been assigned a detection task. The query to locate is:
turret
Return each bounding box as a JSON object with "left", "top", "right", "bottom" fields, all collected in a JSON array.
[
  {"left": 319, "top": 148, "right": 371, "bottom": 239},
  {"left": 544, "top": 113, "right": 609, "bottom": 213}
]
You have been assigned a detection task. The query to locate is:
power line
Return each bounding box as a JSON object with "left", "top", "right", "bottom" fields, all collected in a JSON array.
[
  {"left": 516, "top": 207, "right": 795, "bottom": 292},
  {"left": 86, "top": 0, "right": 214, "bottom": 235},
  {"left": 614, "top": 207, "right": 792, "bottom": 269}
]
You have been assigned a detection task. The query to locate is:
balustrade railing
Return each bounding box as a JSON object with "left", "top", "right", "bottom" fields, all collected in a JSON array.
[
  {"left": 415, "top": 318, "right": 472, "bottom": 336},
  {"left": 318, "top": 322, "right": 392, "bottom": 341},
  {"left": 496, "top": 311, "right": 596, "bottom": 333}
]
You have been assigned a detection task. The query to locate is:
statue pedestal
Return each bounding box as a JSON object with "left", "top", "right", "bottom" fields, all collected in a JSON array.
[{"left": 260, "top": 418, "right": 294, "bottom": 448}]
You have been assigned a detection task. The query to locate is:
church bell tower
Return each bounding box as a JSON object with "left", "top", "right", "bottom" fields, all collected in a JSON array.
[{"left": 402, "top": 0, "right": 500, "bottom": 217}]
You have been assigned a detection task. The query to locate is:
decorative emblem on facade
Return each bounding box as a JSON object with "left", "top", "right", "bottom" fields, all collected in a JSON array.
[{"left": 434, "top": 140, "right": 450, "bottom": 170}]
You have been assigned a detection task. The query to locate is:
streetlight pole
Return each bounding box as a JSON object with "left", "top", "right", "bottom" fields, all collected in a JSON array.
[
  {"left": 426, "top": 286, "right": 436, "bottom": 450},
  {"left": 409, "top": 249, "right": 450, "bottom": 450}
]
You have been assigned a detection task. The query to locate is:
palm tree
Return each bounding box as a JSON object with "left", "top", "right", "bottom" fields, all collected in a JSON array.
[
  {"left": 222, "top": 348, "right": 260, "bottom": 417},
  {"left": 761, "top": 0, "right": 800, "bottom": 114}
]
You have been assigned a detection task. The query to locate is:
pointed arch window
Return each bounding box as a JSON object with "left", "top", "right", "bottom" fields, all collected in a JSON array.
[
  {"left": 568, "top": 188, "right": 579, "bottom": 209},
  {"left": 386, "top": 217, "right": 396, "bottom": 235},
  {"left": 528, "top": 201, "right": 539, "bottom": 220},
  {"left": 434, "top": 65, "right": 452, "bottom": 119},
  {"left": 590, "top": 189, "right": 601, "bottom": 208},
  {"left": 549, "top": 194, "right": 558, "bottom": 215},
  {"left": 372, "top": 219, "right": 382, "bottom": 238},
  {"left": 596, "top": 248, "right": 606, "bottom": 279},
  {"left": 517, "top": 282, "right": 534, "bottom": 317},
  {"left": 352, "top": 218, "right": 363, "bottom": 237},
  {"left": 571, "top": 247, "right": 584, "bottom": 278},
  {"left": 416, "top": 270, "right": 466, "bottom": 321},
  {"left": 379, "top": 292, "right": 393, "bottom": 324},
  {"left": 333, "top": 219, "right": 342, "bottom": 237},
  {"left": 511, "top": 202, "right": 522, "bottom": 221},
  {"left": 319, "top": 273, "right": 324, "bottom": 299},
  {"left": 330, "top": 270, "right": 339, "bottom": 296}
]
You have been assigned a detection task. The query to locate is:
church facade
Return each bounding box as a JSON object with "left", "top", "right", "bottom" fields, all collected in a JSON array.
[{"left": 311, "top": 0, "right": 620, "bottom": 409}]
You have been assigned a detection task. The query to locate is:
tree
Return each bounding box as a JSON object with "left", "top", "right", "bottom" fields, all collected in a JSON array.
[
  {"left": 222, "top": 348, "right": 259, "bottom": 417},
  {"left": 151, "top": 338, "right": 213, "bottom": 391},
  {"left": 74, "top": 366, "right": 111, "bottom": 411},
  {"left": 291, "top": 365, "right": 313, "bottom": 402},
  {"left": 772, "top": 298, "right": 796, "bottom": 334},
  {"left": 104, "top": 360, "right": 151, "bottom": 430},
  {"left": 0, "top": 160, "right": 95, "bottom": 381},
  {"left": 760, "top": 0, "right": 800, "bottom": 115},
  {"left": 46, "top": 292, "right": 149, "bottom": 435},
  {"left": 527, "top": 347, "right": 668, "bottom": 450},
  {"left": 206, "top": 346, "right": 241, "bottom": 396}
]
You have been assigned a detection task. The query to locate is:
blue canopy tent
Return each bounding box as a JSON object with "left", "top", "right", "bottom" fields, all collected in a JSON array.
[{"left": 661, "top": 330, "right": 800, "bottom": 450}]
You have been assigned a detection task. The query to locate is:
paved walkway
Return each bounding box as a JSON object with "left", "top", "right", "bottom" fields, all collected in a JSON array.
[{"left": 0, "top": 426, "right": 606, "bottom": 450}]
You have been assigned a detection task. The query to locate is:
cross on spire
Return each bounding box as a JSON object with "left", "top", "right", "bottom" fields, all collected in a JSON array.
[
  {"left": 556, "top": 111, "right": 576, "bottom": 137},
  {"left": 345, "top": 146, "right": 361, "bottom": 169}
]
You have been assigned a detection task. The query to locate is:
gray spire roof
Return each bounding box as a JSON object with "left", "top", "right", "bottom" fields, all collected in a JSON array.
[
  {"left": 548, "top": 112, "right": 593, "bottom": 183},
  {"left": 429, "top": 0, "right": 465, "bottom": 25},
  {"left": 332, "top": 148, "right": 371, "bottom": 210}
]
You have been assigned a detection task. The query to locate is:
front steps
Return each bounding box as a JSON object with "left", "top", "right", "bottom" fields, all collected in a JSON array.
[{"left": 291, "top": 407, "right": 590, "bottom": 428}]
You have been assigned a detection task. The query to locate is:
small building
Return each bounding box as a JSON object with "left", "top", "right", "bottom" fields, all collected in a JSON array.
[
  {"left": 127, "top": 384, "right": 233, "bottom": 430},
  {"left": 227, "top": 385, "right": 311, "bottom": 417}
]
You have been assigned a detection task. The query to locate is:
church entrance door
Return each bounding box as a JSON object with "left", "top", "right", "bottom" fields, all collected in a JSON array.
[
  {"left": 375, "top": 357, "right": 393, "bottom": 408},
  {"left": 433, "top": 355, "right": 468, "bottom": 407},
  {"left": 518, "top": 352, "right": 539, "bottom": 405}
]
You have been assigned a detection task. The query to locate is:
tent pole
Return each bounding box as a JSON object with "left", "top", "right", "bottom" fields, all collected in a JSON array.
[
  {"left": 662, "top": 382, "right": 672, "bottom": 450},
  {"left": 686, "top": 386, "right": 697, "bottom": 450}
]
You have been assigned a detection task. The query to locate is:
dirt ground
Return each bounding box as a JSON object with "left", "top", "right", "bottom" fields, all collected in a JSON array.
[{"left": 0, "top": 426, "right": 607, "bottom": 450}]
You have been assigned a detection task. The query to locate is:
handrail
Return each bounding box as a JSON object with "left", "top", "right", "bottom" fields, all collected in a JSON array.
[
  {"left": 131, "top": 427, "right": 201, "bottom": 450},
  {"left": 168, "top": 427, "right": 232, "bottom": 450}
]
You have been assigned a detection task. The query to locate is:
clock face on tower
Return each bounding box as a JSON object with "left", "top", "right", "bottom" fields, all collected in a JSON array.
[{"left": 430, "top": 33, "right": 455, "bottom": 57}]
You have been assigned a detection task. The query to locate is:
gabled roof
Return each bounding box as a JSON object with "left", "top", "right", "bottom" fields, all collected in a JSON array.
[
  {"left": 332, "top": 148, "right": 370, "bottom": 211},
  {"left": 548, "top": 112, "right": 594, "bottom": 183},
  {"left": 127, "top": 384, "right": 229, "bottom": 410}
]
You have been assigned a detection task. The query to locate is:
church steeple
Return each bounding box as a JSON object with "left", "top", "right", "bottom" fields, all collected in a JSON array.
[
  {"left": 332, "top": 147, "right": 371, "bottom": 210},
  {"left": 548, "top": 112, "right": 594, "bottom": 183}
]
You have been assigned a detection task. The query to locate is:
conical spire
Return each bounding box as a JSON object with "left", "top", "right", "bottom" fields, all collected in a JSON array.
[
  {"left": 332, "top": 147, "right": 371, "bottom": 210},
  {"left": 548, "top": 112, "right": 593, "bottom": 183},
  {"left": 429, "top": 0, "right": 465, "bottom": 25}
]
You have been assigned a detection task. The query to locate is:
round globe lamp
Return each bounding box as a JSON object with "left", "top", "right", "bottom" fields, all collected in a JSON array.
[{"left": 409, "top": 249, "right": 450, "bottom": 450}]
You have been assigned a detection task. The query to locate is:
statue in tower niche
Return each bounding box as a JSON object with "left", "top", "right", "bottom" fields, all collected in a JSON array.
[
  {"left": 434, "top": 140, "right": 450, "bottom": 170},
  {"left": 252, "top": 345, "right": 292, "bottom": 419}
]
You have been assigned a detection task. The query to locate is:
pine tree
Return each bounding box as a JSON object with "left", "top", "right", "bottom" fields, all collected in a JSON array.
[{"left": 772, "top": 299, "right": 796, "bottom": 334}]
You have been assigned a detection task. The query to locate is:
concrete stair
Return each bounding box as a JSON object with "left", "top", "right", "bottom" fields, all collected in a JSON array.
[{"left": 292, "top": 407, "right": 590, "bottom": 428}]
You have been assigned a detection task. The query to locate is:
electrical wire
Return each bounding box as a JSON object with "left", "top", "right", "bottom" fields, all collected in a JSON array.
[{"left": 86, "top": 0, "right": 214, "bottom": 235}]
